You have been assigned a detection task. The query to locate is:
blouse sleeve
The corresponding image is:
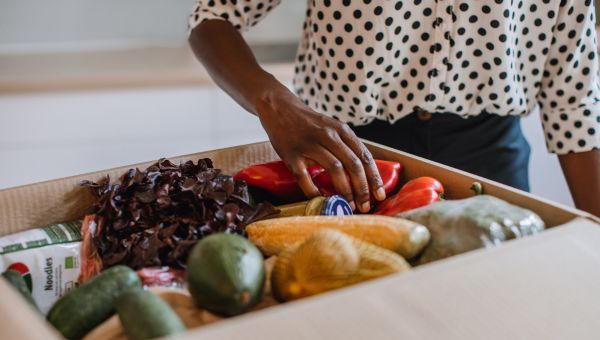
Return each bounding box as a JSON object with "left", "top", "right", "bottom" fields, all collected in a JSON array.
[
  {"left": 536, "top": 0, "right": 600, "bottom": 154},
  {"left": 188, "top": 0, "right": 282, "bottom": 34}
]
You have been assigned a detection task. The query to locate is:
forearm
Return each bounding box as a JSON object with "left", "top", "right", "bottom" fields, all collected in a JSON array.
[
  {"left": 558, "top": 149, "right": 600, "bottom": 217},
  {"left": 188, "top": 19, "right": 288, "bottom": 115}
]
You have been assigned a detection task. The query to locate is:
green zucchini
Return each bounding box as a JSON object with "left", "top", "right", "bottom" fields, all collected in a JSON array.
[
  {"left": 2, "top": 269, "right": 39, "bottom": 313},
  {"left": 117, "top": 288, "right": 186, "bottom": 340},
  {"left": 47, "top": 265, "right": 140, "bottom": 339},
  {"left": 186, "top": 233, "right": 265, "bottom": 316}
]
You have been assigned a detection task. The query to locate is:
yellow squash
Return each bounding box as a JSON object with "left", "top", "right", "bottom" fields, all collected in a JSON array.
[
  {"left": 271, "top": 229, "right": 410, "bottom": 302},
  {"left": 246, "top": 215, "right": 430, "bottom": 258}
]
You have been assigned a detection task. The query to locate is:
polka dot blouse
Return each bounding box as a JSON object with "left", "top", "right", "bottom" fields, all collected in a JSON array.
[{"left": 189, "top": 0, "right": 600, "bottom": 155}]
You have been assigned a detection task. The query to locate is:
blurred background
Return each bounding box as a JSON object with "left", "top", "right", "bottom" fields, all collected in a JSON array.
[{"left": 1, "top": 0, "right": 596, "bottom": 207}]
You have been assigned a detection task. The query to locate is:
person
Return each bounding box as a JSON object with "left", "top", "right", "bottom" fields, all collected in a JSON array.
[{"left": 188, "top": 1, "right": 600, "bottom": 216}]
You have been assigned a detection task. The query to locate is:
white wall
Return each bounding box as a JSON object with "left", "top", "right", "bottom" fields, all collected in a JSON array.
[
  {"left": 0, "top": 0, "right": 305, "bottom": 52},
  {"left": 0, "top": 87, "right": 267, "bottom": 188}
]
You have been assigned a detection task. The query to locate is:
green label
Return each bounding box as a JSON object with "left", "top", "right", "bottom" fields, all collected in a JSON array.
[
  {"left": 2, "top": 244, "right": 24, "bottom": 253},
  {"left": 65, "top": 256, "right": 75, "bottom": 269},
  {"left": 25, "top": 239, "right": 49, "bottom": 248},
  {"left": 1, "top": 221, "right": 82, "bottom": 255}
]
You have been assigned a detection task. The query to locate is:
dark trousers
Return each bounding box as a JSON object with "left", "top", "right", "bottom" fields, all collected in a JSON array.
[{"left": 351, "top": 113, "right": 531, "bottom": 191}]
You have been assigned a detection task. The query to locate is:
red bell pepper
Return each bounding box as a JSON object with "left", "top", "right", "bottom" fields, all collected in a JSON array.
[
  {"left": 374, "top": 176, "right": 444, "bottom": 216},
  {"left": 233, "top": 160, "right": 402, "bottom": 201},
  {"left": 312, "top": 160, "right": 402, "bottom": 199},
  {"left": 233, "top": 161, "right": 324, "bottom": 201}
]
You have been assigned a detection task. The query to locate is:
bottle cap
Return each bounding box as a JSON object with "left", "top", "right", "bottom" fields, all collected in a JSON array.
[{"left": 321, "top": 195, "right": 353, "bottom": 216}]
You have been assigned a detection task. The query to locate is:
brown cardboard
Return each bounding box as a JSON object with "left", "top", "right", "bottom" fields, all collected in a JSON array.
[
  {"left": 0, "top": 140, "right": 598, "bottom": 339},
  {"left": 181, "top": 218, "right": 600, "bottom": 340}
]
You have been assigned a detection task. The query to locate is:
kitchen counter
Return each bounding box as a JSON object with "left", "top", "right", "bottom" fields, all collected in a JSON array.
[{"left": 0, "top": 43, "right": 297, "bottom": 93}]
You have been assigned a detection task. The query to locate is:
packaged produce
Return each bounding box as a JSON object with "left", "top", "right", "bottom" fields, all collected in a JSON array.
[
  {"left": 272, "top": 229, "right": 410, "bottom": 302},
  {"left": 0, "top": 221, "right": 82, "bottom": 314},
  {"left": 186, "top": 233, "right": 265, "bottom": 316},
  {"left": 47, "top": 265, "right": 141, "bottom": 339},
  {"left": 246, "top": 215, "right": 430, "bottom": 258},
  {"left": 136, "top": 267, "right": 185, "bottom": 289},
  {"left": 116, "top": 288, "right": 186, "bottom": 340},
  {"left": 399, "top": 195, "right": 546, "bottom": 264},
  {"left": 80, "top": 158, "right": 276, "bottom": 275},
  {"left": 234, "top": 160, "right": 402, "bottom": 201},
  {"left": 374, "top": 177, "right": 444, "bottom": 215},
  {"left": 275, "top": 195, "right": 353, "bottom": 217}
]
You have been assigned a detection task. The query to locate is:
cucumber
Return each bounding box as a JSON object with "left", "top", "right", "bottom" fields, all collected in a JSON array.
[
  {"left": 2, "top": 269, "right": 39, "bottom": 313},
  {"left": 47, "top": 265, "right": 140, "bottom": 339},
  {"left": 117, "top": 288, "right": 186, "bottom": 340},
  {"left": 186, "top": 233, "right": 265, "bottom": 316}
]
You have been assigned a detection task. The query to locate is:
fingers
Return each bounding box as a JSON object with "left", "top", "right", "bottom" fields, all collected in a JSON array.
[
  {"left": 318, "top": 137, "right": 372, "bottom": 212},
  {"left": 287, "top": 158, "right": 321, "bottom": 198},
  {"left": 304, "top": 146, "right": 356, "bottom": 211},
  {"left": 339, "top": 125, "right": 386, "bottom": 201}
]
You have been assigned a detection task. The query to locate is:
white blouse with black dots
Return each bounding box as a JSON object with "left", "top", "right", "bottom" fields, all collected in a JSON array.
[{"left": 189, "top": 0, "right": 600, "bottom": 155}]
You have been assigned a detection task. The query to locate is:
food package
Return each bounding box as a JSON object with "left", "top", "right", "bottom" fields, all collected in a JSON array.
[
  {"left": 137, "top": 267, "right": 185, "bottom": 289},
  {"left": 0, "top": 221, "right": 82, "bottom": 314},
  {"left": 399, "top": 195, "right": 545, "bottom": 264}
]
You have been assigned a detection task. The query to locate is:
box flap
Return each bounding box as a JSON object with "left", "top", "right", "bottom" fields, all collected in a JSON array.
[
  {"left": 182, "top": 218, "right": 600, "bottom": 340},
  {"left": 0, "top": 279, "right": 61, "bottom": 340}
]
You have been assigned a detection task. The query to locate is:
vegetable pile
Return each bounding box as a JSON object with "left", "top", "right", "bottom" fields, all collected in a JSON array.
[
  {"left": 81, "top": 158, "right": 276, "bottom": 270},
  {"left": 1, "top": 156, "right": 553, "bottom": 340}
]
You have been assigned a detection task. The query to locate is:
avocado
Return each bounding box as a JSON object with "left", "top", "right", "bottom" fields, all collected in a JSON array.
[{"left": 186, "top": 233, "right": 265, "bottom": 316}]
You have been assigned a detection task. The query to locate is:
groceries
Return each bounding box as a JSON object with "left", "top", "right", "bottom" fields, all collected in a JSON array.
[
  {"left": 136, "top": 267, "right": 185, "bottom": 289},
  {"left": 116, "top": 289, "right": 186, "bottom": 340},
  {"left": 233, "top": 160, "right": 324, "bottom": 201},
  {"left": 399, "top": 195, "right": 546, "bottom": 264},
  {"left": 374, "top": 177, "right": 444, "bottom": 215},
  {"left": 186, "top": 233, "right": 265, "bottom": 316},
  {"left": 1, "top": 154, "right": 555, "bottom": 340},
  {"left": 311, "top": 160, "right": 402, "bottom": 198},
  {"left": 80, "top": 158, "right": 276, "bottom": 272},
  {"left": 234, "top": 160, "right": 402, "bottom": 201},
  {"left": 275, "top": 195, "right": 353, "bottom": 217},
  {"left": 0, "top": 221, "right": 82, "bottom": 314},
  {"left": 272, "top": 229, "right": 410, "bottom": 302},
  {"left": 47, "top": 266, "right": 141, "bottom": 339},
  {"left": 246, "top": 215, "right": 431, "bottom": 258}
]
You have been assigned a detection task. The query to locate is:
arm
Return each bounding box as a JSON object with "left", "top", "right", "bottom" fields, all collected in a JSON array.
[
  {"left": 536, "top": 1, "right": 600, "bottom": 216},
  {"left": 558, "top": 150, "right": 600, "bottom": 217},
  {"left": 188, "top": 19, "right": 385, "bottom": 212}
]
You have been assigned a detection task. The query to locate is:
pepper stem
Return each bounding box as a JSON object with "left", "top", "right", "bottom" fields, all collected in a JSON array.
[{"left": 470, "top": 182, "right": 483, "bottom": 196}]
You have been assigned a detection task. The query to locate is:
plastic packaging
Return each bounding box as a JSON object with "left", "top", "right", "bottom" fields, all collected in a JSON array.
[
  {"left": 0, "top": 221, "right": 82, "bottom": 314},
  {"left": 399, "top": 195, "right": 545, "bottom": 264}
]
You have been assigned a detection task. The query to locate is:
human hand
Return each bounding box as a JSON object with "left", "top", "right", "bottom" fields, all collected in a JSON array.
[{"left": 255, "top": 87, "right": 386, "bottom": 212}]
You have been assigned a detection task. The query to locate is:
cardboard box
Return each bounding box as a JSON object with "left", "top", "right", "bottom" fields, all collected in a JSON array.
[{"left": 0, "top": 141, "right": 598, "bottom": 339}]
